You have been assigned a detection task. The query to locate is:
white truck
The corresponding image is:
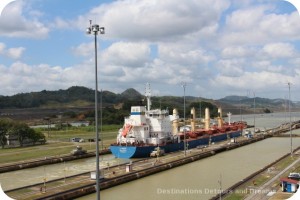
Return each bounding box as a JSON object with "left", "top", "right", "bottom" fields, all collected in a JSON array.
[{"left": 150, "top": 147, "right": 165, "bottom": 157}]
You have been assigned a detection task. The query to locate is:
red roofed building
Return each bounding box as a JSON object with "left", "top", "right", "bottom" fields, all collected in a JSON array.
[{"left": 280, "top": 178, "right": 299, "bottom": 193}]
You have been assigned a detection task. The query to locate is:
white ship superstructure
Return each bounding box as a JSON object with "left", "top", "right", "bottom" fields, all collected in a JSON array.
[{"left": 116, "top": 84, "right": 178, "bottom": 146}]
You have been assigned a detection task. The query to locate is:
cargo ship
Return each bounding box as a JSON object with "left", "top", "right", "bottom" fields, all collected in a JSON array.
[{"left": 110, "top": 85, "right": 246, "bottom": 158}]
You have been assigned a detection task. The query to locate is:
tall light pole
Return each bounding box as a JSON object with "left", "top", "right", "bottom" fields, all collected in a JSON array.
[
  {"left": 288, "top": 82, "right": 292, "bottom": 156},
  {"left": 182, "top": 82, "right": 187, "bottom": 157},
  {"left": 86, "top": 20, "right": 105, "bottom": 200},
  {"left": 240, "top": 96, "right": 242, "bottom": 122},
  {"left": 247, "top": 90, "right": 256, "bottom": 134},
  {"left": 199, "top": 98, "right": 202, "bottom": 119}
]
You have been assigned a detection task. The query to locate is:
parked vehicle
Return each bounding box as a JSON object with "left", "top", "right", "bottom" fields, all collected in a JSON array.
[
  {"left": 71, "top": 146, "right": 87, "bottom": 155},
  {"left": 150, "top": 147, "right": 165, "bottom": 157},
  {"left": 288, "top": 173, "right": 300, "bottom": 180}
]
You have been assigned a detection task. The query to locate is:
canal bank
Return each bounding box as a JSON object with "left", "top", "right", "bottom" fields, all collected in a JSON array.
[{"left": 0, "top": 149, "right": 110, "bottom": 173}]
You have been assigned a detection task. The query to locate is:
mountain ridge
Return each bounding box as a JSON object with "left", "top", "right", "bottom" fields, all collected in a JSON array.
[{"left": 0, "top": 86, "right": 298, "bottom": 111}]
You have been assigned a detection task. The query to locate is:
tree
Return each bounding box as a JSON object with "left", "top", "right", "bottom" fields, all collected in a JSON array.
[
  {"left": 29, "top": 129, "right": 46, "bottom": 145},
  {"left": 0, "top": 119, "right": 12, "bottom": 149},
  {"left": 9, "top": 122, "right": 31, "bottom": 147},
  {"left": 8, "top": 122, "right": 46, "bottom": 147}
]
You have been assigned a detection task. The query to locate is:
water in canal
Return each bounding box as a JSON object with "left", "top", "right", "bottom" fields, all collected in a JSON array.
[
  {"left": 77, "top": 112, "right": 300, "bottom": 200},
  {"left": 0, "top": 154, "right": 129, "bottom": 191},
  {"left": 77, "top": 137, "right": 300, "bottom": 200}
]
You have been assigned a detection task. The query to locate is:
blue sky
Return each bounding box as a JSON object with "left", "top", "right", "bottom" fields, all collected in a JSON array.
[{"left": 0, "top": 0, "right": 300, "bottom": 101}]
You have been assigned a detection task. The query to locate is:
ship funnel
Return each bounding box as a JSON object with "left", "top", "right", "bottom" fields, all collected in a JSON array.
[
  {"left": 191, "top": 107, "right": 196, "bottom": 131},
  {"left": 173, "top": 108, "right": 178, "bottom": 117},
  {"left": 205, "top": 108, "right": 210, "bottom": 130},
  {"left": 172, "top": 109, "right": 179, "bottom": 134},
  {"left": 217, "top": 107, "right": 224, "bottom": 128},
  {"left": 227, "top": 112, "right": 232, "bottom": 125}
]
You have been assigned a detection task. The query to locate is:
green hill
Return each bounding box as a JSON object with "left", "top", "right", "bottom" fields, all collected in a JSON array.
[
  {"left": 0, "top": 87, "right": 299, "bottom": 124},
  {"left": 0, "top": 86, "right": 143, "bottom": 109}
]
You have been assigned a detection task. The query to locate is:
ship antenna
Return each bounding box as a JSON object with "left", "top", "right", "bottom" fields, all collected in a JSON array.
[{"left": 145, "top": 83, "right": 151, "bottom": 111}]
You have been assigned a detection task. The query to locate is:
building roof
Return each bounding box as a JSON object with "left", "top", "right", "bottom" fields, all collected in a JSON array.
[{"left": 280, "top": 178, "right": 299, "bottom": 184}]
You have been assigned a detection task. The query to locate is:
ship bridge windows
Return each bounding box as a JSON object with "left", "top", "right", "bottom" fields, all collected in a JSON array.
[
  {"left": 156, "top": 113, "right": 168, "bottom": 118},
  {"left": 149, "top": 114, "right": 160, "bottom": 118},
  {"left": 131, "top": 106, "right": 146, "bottom": 114},
  {"left": 152, "top": 133, "right": 158, "bottom": 137}
]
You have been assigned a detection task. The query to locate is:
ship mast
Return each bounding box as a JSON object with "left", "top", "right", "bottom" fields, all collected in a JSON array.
[{"left": 145, "top": 83, "right": 152, "bottom": 111}]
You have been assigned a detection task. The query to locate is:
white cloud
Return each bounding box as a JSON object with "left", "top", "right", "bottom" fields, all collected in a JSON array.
[
  {"left": 158, "top": 44, "right": 215, "bottom": 66},
  {"left": 0, "top": 43, "right": 5, "bottom": 53},
  {"left": 75, "top": 0, "right": 230, "bottom": 42},
  {"left": 71, "top": 42, "right": 94, "bottom": 57},
  {"left": 260, "top": 42, "right": 296, "bottom": 58},
  {"left": 1, "top": 61, "right": 95, "bottom": 95},
  {"left": 252, "top": 60, "right": 284, "bottom": 73},
  {"left": 6, "top": 47, "right": 25, "bottom": 59},
  {"left": 211, "top": 71, "right": 296, "bottom": 97},
  {"left": 0, "top": 0, "right": 49, "bottom": 39},
  {"left": 52, "top": 17, "right": 71, "bottom": 29},
  {"left": 221, "top": 46, "right": 255, "bottom": 58},
  {"left": 216, "top": 59, "right": 245, "bottom": 77},
  {"left": 221, "top": 6, "right": 300, "bottom": 46},
  {"left": 0, "top": 42, "right": 25, "bottom": 59},
  {"left": 102, "top": 42, "right": 151, "bottom": 67}
]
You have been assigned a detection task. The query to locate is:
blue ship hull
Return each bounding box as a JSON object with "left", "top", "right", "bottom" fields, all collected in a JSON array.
[{"left": 110, "top": 130, "right": 242, "bottom": 158}]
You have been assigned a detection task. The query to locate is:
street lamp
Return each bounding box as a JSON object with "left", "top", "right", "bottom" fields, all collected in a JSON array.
[{"left": 86, "top": 20, "right": 105, "bottom": 200}]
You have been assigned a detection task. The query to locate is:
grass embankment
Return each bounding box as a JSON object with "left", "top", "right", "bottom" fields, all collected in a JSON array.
[
  {"left": 45, "top": 124, "right": 119, "bottom": 141},
  {"left": 224, "top": 155, "right": 300, "bottom": 200},
  {"left": 0, "top": 125, "right": 120, "bottom": 165}
]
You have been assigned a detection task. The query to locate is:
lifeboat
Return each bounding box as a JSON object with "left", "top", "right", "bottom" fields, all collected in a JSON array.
[{"left": 122, "top": 124, "right": 132, "bottom": 137}]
